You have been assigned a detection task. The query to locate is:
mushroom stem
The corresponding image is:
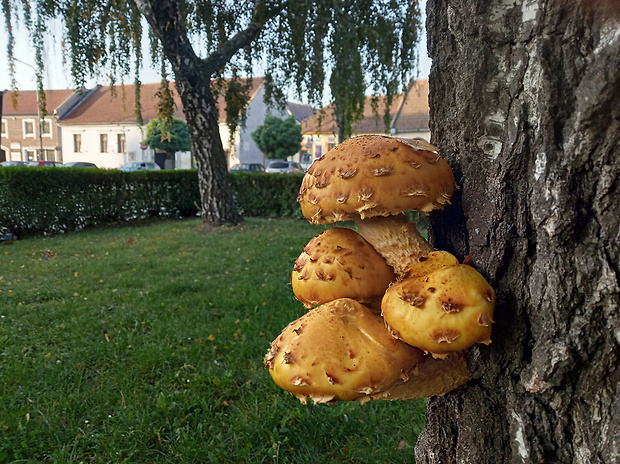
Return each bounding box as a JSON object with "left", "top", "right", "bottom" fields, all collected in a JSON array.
[{"left": 353, "top": 213, "right": 433, "bottom": 277}]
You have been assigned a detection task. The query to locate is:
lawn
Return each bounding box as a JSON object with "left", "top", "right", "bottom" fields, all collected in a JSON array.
[{"left": 0, "top": 218, "right": 426, "bottom": 463}]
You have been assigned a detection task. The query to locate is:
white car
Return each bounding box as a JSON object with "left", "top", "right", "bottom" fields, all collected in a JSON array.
[
  {"left": 265, "top": 160, "right": 304, "bottom": 174},
  {"left": 120, "top": 161, "right": 161, "bottom": 172}
]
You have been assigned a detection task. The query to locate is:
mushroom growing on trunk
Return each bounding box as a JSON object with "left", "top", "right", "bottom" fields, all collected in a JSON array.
[
  {"left": 292, "top": 227, "right": 395, "bottom": 310},
  {"left": 264, "top": 298, "right": 471, "bottom": 404},
  {"left": 298, "top": 135, "right": 456, "bottom": 276},
  {"left": 381, "top": 251, "right": 496, "bottom": 357},
  {"left": 264, "top": 136, "right": 496, "bottom": 404}
]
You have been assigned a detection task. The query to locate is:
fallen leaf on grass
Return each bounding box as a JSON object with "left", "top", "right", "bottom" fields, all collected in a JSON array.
[{"left": 40, "top": 249, "right": 56, "bottom": 259}]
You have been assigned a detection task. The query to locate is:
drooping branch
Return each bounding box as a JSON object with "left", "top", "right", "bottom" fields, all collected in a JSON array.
[
  {"left": 132, "top": 0, "right": 202, "bottom": 78},
  {"left": 203, "top": 1, "right": 285, "bottom": 75},
  {"left": 133, "top": 0, "right": 283, "bottom": 79}
]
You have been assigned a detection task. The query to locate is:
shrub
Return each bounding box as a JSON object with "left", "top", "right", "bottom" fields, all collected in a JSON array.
[
  {"left": 229, "top": 172, "right": 304, "bottom": 218},
  {"left": 0, "top": 168, "right": 304, "bottom": 237}
]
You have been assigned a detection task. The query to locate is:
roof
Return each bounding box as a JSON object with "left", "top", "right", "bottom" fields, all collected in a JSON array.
[
  {"left": 60, "top": 82, "right": 184, "bottom": 125},
  {"left": 391, "top": 79, "right": 429, "bottom": 133},
  {"left": 286, "top": 102, "right": 315, "bottom": 122},
  {"left": 60, "top": 77, "right": 265, "bottom": 125},
  {"left": 301, "top": 79, "right": 429, "bottom": 135},
  {"left": 2, "top": 89, "right": 77, "bottom": 117}
]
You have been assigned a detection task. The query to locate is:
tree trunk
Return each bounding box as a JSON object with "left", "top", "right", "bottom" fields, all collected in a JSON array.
[
  {"left": 418, "top": 1, "right": 620, "bottom": 463},
  {"left": 134, "top": 0, "right": 244, "bottom": 226},
  {"left": 174, "top": 76, "right": 242, "bottom": 226}
]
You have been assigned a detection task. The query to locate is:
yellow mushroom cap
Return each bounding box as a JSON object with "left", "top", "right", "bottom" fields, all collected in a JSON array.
[
  {"left": 292, "top": 227, "right": 395, "bottom": 308},
  {"left": 264, "top": 298, "right": 424, "bottom": 404},
  {"left": 382, "top": 251, "right": 496, "bottom": 356},
  {"left": 298, "top": 135, "right": 456, "bottom": 224}
]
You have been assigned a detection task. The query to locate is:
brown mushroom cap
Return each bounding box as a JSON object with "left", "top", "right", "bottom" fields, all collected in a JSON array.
[
  {"left": 298, "top": 135, "right": 456, "bottom": 225},
  {"left": 382, "top": 251, "right": 496, "bottom": 356},
  {"left": 292, "top": 227, "right": 395, "bottom": 309},
  {"left": 264, "top": 298, "right": 424, "bottom": 404}
]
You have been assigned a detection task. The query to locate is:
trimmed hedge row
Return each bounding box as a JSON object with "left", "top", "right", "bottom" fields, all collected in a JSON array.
[
  {"left": 229, "top": 171, "right": 304, "bottom": 219},
  {"left": 0, "top": 168, "right": 304, "bottom": 237}
]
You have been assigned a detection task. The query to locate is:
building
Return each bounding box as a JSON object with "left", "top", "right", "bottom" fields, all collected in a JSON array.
[
  {"left": 58, "top": 83, "right": 189, "bottom": 169},
  {"left": 1, "top": 89, "right": 86, "bottom": 163},
  {"left": 223, "top": 82, "right": 313, "bottom": 167},
  {"left": 2, "top": 77, "right": 312, "bottom": 169},
  {"left": 299, "top": 79, "right": 431, "bottom": 166}
]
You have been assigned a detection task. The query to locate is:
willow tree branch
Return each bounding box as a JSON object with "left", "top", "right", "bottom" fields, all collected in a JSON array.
[
  {"left": 204, "top": 1, "right": 285, "bottom": 73},
  {"left": 132, "top": 0, "right": 284, "bottom": 78}
]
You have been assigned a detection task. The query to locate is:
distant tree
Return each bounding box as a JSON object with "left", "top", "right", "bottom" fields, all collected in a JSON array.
[
  {"left": 2, "top": 0, "right": 421, "bottom": 226},
  {"left": 251, "top": 115, "right": 303, "bottom": 160},
  {"left": 143, "top": 117, "right": 192, "bottom": 156}
]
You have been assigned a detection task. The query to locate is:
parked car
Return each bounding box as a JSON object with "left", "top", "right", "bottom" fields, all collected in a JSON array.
[
  {"left": 230, "top": 163, "right": 265, "bottom": 173},
  {"left": 119, "top": 161, "right": 161, "bottom": 172},
  {"left": 265, "top": 160, "right": 304, "bottom": 174},
  {"left": 26, "top": 161, "right": 61, "bottom": 167},
  {"left": 61, "top": 162, "right": 98, "bottom": 168},
  {"left": 0, "top": 161, "right": 28, "bottom": 167}
]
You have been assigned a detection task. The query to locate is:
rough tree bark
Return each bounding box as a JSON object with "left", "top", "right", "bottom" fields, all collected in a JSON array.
[{"left": 418, "top": 1, "right": 620, "bottom": 462}]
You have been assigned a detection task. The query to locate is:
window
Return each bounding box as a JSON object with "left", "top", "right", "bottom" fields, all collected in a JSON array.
[
  {"left": 1, "top": 119, "right": 7, "bottom": 137},
  {"left": 43, "top": 149, "right": 56, "bottom": 161},
  {"left": 42, "top": 119, "right": 52, "bottom": 137},
  {"left": 23, "top": 119, "right": 35, "bottom": 137},
  {"left": 117, "top": 133, "right": 126, "bottom": 153},
  {"left": 100, "top": 134, "right": 108, "bottom": 153},
  {"left": 73, "top": 134, "right": 82, "bottom": 153},
  {"left": 24, "top": 149, "right": 36, "bottom": 161}
]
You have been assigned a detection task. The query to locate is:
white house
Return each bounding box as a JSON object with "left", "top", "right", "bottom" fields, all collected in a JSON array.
[
  {"left": 57, "top": 78, "right": 310, "bottom": 169},
  {"left": 58, "top": 83, "right": 190, "bottom": 169}
]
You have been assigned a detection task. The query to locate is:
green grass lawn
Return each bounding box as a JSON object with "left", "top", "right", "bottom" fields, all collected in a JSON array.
[{"left": 0, "top": 218, "right": 425, "bottom": 463}]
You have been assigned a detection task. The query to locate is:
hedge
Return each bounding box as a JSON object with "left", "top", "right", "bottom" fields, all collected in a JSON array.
[{"left": 0, "top": 168, "right": 305, "bottom": 238}]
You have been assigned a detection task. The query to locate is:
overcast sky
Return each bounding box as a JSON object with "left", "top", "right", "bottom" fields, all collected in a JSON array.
[{"left": 0, "top": 2, "right": 431, "bottom": 101}]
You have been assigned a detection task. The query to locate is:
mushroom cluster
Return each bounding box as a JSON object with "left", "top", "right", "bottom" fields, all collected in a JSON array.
[{"left": 264, "top": 135, "right": 496, "bottom": 404}]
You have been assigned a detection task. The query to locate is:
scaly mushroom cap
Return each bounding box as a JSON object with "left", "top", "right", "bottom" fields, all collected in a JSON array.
[
  {"left": 264, "top": 298, "right": 424, "bottom": 404},
  {"left": 382, "top": 251, "right": 495, "bottom": 356},
  {"left": 292, "top": 227, "right": 395, "bottom": 309},
  {"left": 298, "top": 135, "right": 456, "bottom": 224}
]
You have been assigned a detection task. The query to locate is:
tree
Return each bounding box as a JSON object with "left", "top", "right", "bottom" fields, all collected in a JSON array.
[
  {"left": 143, "top": 117, "right": 192, "bottom": 155},
  {"left": 3, "top": 0, "right": 421, "bottom": 226},
  {"left": 251, "top": 115, "right": 303, "bottom": 160},
  {"left": 416, "top": 1, "right": 620, "bottom": 462}
]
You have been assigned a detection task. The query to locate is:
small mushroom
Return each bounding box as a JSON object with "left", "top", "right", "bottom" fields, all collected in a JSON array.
[
  {"left": 381, "top": 251, "right": 496, "bottom": 357},
  {"left": 264, "top": 298, "right": 471, "bottom": 404},
  {"left": 298, "top": 135, "right": 456, "bottom": 276},
  {"left": 292, "top": 227, "right": 395, "bottom": 310}
]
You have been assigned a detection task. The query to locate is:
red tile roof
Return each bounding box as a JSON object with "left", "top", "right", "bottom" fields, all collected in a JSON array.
[
  {"left": 301, "top": 79, "right": 429, "bottom": 135},
  {"left": 391, "top": 79, "right": 429, "bottom": 133},
  {"left": 2, "top": 89, "right": 76, "bottom": 116},
  {"left": 60, "top": 78, "right": 264, "bottom": 125}
]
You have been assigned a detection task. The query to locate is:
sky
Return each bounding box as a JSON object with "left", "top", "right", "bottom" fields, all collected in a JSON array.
[{"left": 0, "top": 3, "right": 431, "bottom": 102}]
